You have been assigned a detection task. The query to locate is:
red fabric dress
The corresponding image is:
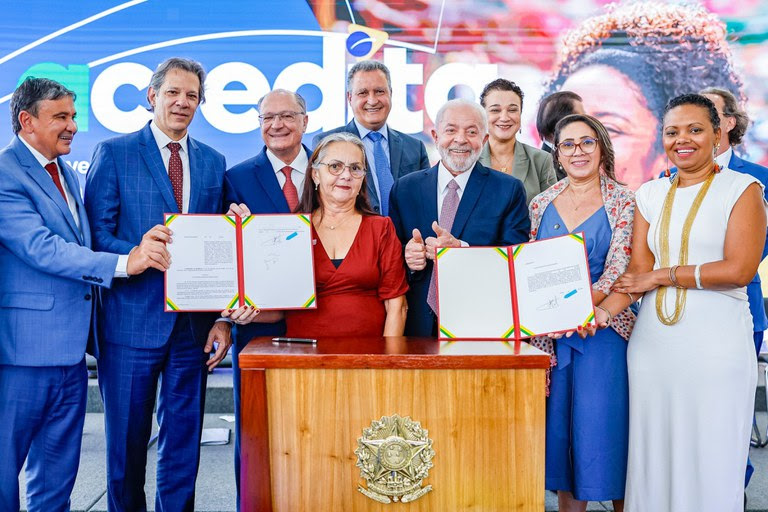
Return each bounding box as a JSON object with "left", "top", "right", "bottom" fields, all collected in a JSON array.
[{"left": 285, "top": 215, "right": 408, "bottom": 337}]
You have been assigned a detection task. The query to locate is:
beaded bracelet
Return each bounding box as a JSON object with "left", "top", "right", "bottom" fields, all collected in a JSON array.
[{"left": 694, "top": 264, "right": 703, "bottom": 290}]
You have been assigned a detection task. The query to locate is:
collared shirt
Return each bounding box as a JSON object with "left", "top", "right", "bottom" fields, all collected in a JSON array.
[
  {"left": 18, "top": 135, "right": 129, "bottom": 277},
  {"left": 150, "top": 120, "right": 191, "bottom": 213},
  {"left": 716, "top": 146, "right": 733, "bottom": 170},
  {"left": 266, "top": 148, "right": 307, "bottom": 193},
  {"left": 542, "top": 140, "right": 555, "bottom": 151},
  {"left": 19, "top": 135, "right": 81, "bottom": 230},
  {"left": 437, "top": 161, "right": 473, "bottom": 218},
  {"left": 355, "top": 119, "right": 389, "bottom": 202}
]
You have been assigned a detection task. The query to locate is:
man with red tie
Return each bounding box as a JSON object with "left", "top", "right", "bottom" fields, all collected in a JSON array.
[
  {"left": 222, "top": 88, "right": 311, "bottom": 509},
  {"left": 85, "top": 58, "right": 257, "bottom": 512}
]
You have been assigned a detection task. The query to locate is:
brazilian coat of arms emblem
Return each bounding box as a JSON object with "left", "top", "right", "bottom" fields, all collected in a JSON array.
[{"left": 355, "top": 414, "right": 435, "bottom": 504}]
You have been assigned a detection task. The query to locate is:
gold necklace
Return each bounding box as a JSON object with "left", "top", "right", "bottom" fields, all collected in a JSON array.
[
  {"left": 319, "top": 214, "right": 353, "bottom": 230},
  {"left": 491, "top": 152, "right": 514, "bottom": 174},
  {"left": 654, "top": 171, "right": 716, "bottom": 325}
]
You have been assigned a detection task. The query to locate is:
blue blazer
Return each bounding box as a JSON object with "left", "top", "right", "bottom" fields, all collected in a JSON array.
[
  {"left": 389, "top": 162, "right": 531, "bottom": 336},
  {"left": 222, "top": 146, "right": 313, "bottom": 346},
  {"left": 312, "top": 120, "right": 430, "bottom": 214},
  {"left": 0, "top": 137, "right": 117, "bottom": 366},
  {"left": 662, "top": 153, "right": 768, "bottom": 331},
  {"left": 84, "top": 123, "right": 226, "bottom": 348}
]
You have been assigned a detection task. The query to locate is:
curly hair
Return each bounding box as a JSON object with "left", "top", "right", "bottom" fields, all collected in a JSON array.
[
  {"left": 700, "top": 87, "right": 749, "bottom": 146},
  {"left": 546, "top": 1, "right": 744, "bottom": 152}
]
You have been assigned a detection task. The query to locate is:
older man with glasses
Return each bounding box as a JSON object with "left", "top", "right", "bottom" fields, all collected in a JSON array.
[{"left": 222, "top": 88, "right": 312, "bottom": 510}]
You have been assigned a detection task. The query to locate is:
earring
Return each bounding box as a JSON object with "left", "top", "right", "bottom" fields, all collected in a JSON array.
[
  {"left": 314, "top": 181, "right": 319, "bottom": 191},
  {"left": 664, "top": 156, "right": 671, "bottom": 178}
]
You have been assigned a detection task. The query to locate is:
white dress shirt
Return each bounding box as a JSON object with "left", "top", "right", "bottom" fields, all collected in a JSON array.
[
  {"left": 150, "top": 121, "right": 191, "bottom": 213},
  {"left": 437, "top": 161, "right": 473, "bottom": 218},
  {"left": 716, "top": 146, "right": 733, "bottom": 170},
  {"left": 266, "top": 148, "right": 308, "bottom": 193},
  {"left": 18, "top": 135, "right": 128, "bottom": 276}
]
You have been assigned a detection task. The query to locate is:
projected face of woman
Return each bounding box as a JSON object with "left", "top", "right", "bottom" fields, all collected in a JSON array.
[{"left": 561, "top": 65, "right": 665, "bottom": 190}]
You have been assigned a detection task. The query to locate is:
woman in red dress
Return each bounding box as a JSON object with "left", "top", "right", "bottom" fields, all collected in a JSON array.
[{"left": 231, "top": 132, "right": 408, "bottom": 336}]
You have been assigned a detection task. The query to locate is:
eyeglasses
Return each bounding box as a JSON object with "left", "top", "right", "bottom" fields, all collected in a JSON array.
[
  {"left": 316, "top": 160, "right": 366, "bottom": 178},
  {"left": 557, "top": 137, "right": 599, "bottom": 156},
  {"left": 258, "top": 111, "right": 304, "bottom": 124}
]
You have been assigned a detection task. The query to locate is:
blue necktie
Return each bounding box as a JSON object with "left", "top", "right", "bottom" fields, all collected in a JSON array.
[{"left": 367, "top": 131, "right": 393, "bottom": 216}]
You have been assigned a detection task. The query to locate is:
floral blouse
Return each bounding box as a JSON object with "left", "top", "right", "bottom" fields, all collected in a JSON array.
[{"left": 527, "top": 174, "right": 637, "bottom": 367}]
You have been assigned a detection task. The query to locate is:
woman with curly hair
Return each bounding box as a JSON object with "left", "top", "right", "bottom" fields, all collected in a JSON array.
[{"left": 547, "top": 1, "right": 745, "bottom": 190}]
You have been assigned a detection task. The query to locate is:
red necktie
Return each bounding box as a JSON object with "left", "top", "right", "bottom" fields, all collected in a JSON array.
[
  {"left": 44, "top": 162, "right": 67, "bottom": 201},
  {"left": 281, "top": 166, "right": 299, "bottom": 212},
  {"left": 167, "top": 142, "right": 183, "bottom": 211}
]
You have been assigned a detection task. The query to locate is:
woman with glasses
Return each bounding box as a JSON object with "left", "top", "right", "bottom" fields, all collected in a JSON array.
[
  {"left": 528, "top": 114, "right": 636, "bottom": 511},
  {"left": 478, "top": 78, "right": 557, "bottom": 204},
  {"left": 276, "top": 132, "right": 408, "bottom": 337},
  {"left": 597, "top": 94, "right": 765, "bottom": 511}
]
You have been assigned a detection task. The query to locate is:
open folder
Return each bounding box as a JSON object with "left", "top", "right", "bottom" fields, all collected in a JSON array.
[
  {"left": 164, "top": 213, "right": 316, "bottom": 312},
  {"left": 435, "top": 233, "right": 595, "bottom": 340}
]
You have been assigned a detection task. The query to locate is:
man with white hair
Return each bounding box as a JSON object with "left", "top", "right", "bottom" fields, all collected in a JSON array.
[{"left": 389, "top": 99, "right": 530, "bottom": 336}]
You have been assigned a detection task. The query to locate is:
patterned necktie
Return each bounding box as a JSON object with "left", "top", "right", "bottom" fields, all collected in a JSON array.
[
  {"left": 167, "top": 142, "right": 183, "bottom": 211},
  {"left": 366, "top": 131, "right": 394, "bottom": 216},
  {"left": 427, "top": 179, "right": 460, "bottom": 313},
  {"left": 281, "top": 166, "right": 299, "bottom": 212},
  {"left": 44, "top": 162, "right": 67, "bottom": 201}
]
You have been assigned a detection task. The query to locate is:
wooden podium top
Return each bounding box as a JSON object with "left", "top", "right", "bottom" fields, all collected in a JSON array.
[{"left": 239, "top": 336, "right": 550, "bottom": 370}]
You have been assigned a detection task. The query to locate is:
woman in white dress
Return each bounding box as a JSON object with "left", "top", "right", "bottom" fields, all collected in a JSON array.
[{"left": 592, "top": 93, "right": 766, "bottom": 511}]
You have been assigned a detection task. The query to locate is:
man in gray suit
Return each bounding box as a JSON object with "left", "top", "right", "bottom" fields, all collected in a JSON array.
[{"left": 312, "top": 60, "right": 430, "bottom": 215}]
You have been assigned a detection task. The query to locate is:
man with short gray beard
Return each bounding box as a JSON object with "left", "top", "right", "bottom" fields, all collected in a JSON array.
[{"left": 389, "top": 99, "right": 530, "bottom": 336}]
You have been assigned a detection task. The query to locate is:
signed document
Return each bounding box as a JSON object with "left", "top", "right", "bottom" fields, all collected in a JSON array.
[
  {"left": 164, "top": 214, "right": 316, "bottom": 312},
  {"left": 435, "top": 233, "right": 594, "bottom": 340}
]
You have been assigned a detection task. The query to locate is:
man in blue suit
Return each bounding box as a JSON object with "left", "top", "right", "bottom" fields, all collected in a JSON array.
[
  {"left": 390, "top": 99, "right": 530, "bottom": 336},
  {"left": 312, "top": 60, "right": 430, "bottom": 216},
  {"left": 0, "top": 78, "right": 166, "bottom": 512},
  {"left": 698, "top": 88, "right": 768, "bottom": 491},
  {"left": 222, "top": 88, "right": 311, "bottom": 509},
  {"left": 85, "top": 58, "right": 255, "bottom": 512}
]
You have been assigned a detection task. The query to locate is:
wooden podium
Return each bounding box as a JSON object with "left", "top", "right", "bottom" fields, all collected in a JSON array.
[{"left": 239, "top": 337, "right": 550, "bottom": 511}]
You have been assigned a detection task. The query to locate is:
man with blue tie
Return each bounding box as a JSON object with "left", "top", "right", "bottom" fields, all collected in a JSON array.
[
  {"left": 389, "top": 99, "right": 530, "bottom": 336},
  {"left": 222, "top": 88, "right": 311, "bottom": 509},
  {"left": 0, "top": 78, "right": 166, "bottom": 512},
  {"left": 85, "top": 58, "right": 256, "bottom": 512},
  {"left": 312, "top": 60, "right": 430, "bottom": 215}
]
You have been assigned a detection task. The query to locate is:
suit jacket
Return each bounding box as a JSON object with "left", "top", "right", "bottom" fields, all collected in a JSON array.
[
  {"left": 479, "top": 140, "right": 557, "bottom": 204},
  {"left": 661, "top": 152, "right": 768, "bottom": 331},
  {"left": 0, "top": 137, "right": 117, "bottom": 366},
  {"left": 222, "top": 146, "right": 313, "bottom": 346},
  {"left": 84, "top": 122, "right": 226, "bottom": 349},
  {"left": 389, "top": 162, "right": 530, "bottom": 336},
  {"left": 313, "top": 120, "right": 430, "bottom": 214}
]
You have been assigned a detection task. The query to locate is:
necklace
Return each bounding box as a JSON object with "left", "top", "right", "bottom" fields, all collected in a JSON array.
[
  {"left": 319, "top": 214, "right": 353, "bottom": 230},
  {"left": 565, "top": 186, "right": 590, "bottom": 211},
  {"left": 491, "top": 152, "right": 514, "bottom": 175},
  {"left": 654, "top": 171, "right": 716, "bottom": 325}
]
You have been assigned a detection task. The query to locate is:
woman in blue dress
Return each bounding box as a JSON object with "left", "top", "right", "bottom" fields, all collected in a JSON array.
[{"left": 528, "top": 114, "right": 637, "bottom": 512}]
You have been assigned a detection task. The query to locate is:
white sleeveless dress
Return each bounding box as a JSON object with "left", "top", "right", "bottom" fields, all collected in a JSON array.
[{"left": 625, "top": 169, "right": 760, "bottom": 512}]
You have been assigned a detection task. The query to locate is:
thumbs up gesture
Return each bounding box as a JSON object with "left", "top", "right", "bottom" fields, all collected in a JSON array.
[
  {"left": 425, "top": 221, "right": 461, "bottom": 260},
  {"left": 405, "top": 228, "right": 427, "bottom": 271}
]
